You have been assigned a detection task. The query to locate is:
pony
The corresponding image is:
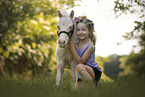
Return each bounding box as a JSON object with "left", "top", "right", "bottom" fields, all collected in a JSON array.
[{"left": 56, "top": 9, "right": 77, "bottom": 88}]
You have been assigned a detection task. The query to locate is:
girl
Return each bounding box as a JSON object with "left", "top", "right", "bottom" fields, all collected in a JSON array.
[{"left": 68, "top": 16, "right": 102, "bottom": 87}]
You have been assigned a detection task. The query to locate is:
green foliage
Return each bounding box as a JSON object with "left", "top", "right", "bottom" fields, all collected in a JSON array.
[
  {"left": 114, "top": 0, "right": 145, "bottom": 16},
  {"left": 95, "top": 55, "right": 109, "bottom": 72},
  {"left": 114, "top": 0, "right": 145, "bottom": 78},
  {"left": 95, "top": 56, "right": 113, "bottom": 82},
  {"left": 104, "top": 54, "right": 123, "bottom": 79},
  {"left": 114, "top": 0, "right": 145, "bottom": 42},
  {"left": 0, "top": 0, "right": 77, "bottom": 76},
  {"left": 119, "top": 51, "right": 145, "bottom": 78}
]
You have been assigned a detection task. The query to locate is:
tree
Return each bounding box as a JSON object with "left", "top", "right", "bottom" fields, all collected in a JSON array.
[
  {"left": 114, "top": 0, "right": 145, "bottom": 77},
  {"left": 0, "top": 0, "right": 77, "bottom": 76},
  {"left": 103, "top": 54, "right": 123, "bottom": 79}
]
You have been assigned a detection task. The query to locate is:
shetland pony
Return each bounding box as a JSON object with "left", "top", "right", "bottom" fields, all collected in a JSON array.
[{"left": 56, "top": 9, "right": 77, "bottom": 88}]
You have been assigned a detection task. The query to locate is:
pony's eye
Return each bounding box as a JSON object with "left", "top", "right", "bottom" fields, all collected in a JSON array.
[
  {"left": 77, "top": 29, "right": 80, "bottom": 31},
  {"left": 82, "top": 29, "right": 86, "bottom": 31},
  {"left": 69, "top": 26, "right": 73, "bottom": 30}
]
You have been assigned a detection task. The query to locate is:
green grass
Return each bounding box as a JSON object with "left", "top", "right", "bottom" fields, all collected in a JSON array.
[{"left": 0, "top": 70, "right": 145, "bottom": 97}]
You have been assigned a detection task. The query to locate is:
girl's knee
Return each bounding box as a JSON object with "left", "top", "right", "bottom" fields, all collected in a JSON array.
[{"left": 76, "top": 64, "right": 85, "bottom": 72}]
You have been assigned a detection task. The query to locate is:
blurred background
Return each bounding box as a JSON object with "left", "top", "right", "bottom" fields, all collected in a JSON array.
[
  {"left": 70, "top": 0, "right": 142, "bottom": 57},
  {"left": 0, "top": 0, "right": 145, "bottom": 94}
]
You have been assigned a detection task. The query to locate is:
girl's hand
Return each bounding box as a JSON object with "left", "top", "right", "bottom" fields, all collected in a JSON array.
[{"left": 68, "top": 40, "right": 75, "bottom": 50}]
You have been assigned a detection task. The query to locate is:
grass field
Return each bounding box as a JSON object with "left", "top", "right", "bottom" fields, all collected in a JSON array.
[{"left": 0, "top": 70, "right": 145, "bottom": 97}]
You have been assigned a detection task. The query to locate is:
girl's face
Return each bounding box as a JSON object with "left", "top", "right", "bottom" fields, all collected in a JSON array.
[{"left": 77, "top": 22, "right": 90, "bottom": 40}]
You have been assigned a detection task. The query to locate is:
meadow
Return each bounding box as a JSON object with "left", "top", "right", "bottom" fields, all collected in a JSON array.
[
  {"left": 0, "top": 1, "right": 144, "bottom": 97},
  {"left": 0, "top": 69, "right": 145, "bottom": 97}
]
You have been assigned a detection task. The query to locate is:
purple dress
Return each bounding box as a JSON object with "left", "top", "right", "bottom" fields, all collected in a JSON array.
[{"left": 74, "top": 43, "right": 101, "bottom": 78}]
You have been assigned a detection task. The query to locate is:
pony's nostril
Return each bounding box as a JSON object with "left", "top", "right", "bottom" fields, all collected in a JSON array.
[{"left": 58, "top": 40, "right": 65, "bottom": 44}]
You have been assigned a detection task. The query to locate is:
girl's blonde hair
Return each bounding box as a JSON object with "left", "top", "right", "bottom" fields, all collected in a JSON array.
[{"left": 74, "top": 16, "right": 97, "bottom": 45}]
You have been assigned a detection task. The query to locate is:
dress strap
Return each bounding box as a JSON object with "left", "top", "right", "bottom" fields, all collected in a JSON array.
[
  {"left": 83, "top": 43, "right": 93, "bottom": 51},
  {"left": 85, "top": 43, "right": 93, "bottom": 48},
  {"left": 78, "top": 42, "right": 94, "bottom": 51}
]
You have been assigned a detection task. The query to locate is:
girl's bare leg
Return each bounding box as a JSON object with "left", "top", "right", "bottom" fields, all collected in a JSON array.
[{"left": 76, "top": 64, "right": 95, "bottom": 86}]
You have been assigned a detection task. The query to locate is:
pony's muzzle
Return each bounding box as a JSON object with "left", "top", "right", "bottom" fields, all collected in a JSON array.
[
  {"left": 58, "top": 39, "right": 65, "bottom": 44},
  {"left": 58, "top": 33, "right": 69, "bottom": 48},
  {"left": 58, "top": 39, "right": 66, "bottom": 48}
]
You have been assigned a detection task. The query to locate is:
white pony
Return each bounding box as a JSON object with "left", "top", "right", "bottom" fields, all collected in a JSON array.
[{"left": 56, "top": 9, "right": 76, "bottom": 88}]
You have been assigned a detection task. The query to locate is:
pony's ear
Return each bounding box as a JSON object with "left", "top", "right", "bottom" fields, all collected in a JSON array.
[
  {"left": 58, "top": 9, "right": 63, "bottom": 18},
  {"left": 69, "top": 10, "right": 74, "bottom": 19}
]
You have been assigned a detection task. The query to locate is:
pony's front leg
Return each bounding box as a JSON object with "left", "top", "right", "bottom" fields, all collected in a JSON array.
[
  {"left": 56, "top": 61, "right": 64, "bottom": 88},
  {"left": 71, "top": 60, "right": 76, "bottom": 88}
]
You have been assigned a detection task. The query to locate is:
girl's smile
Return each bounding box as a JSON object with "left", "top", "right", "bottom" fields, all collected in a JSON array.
[{"left": 77, "top": 22, "right": 90, "bottom": 40}]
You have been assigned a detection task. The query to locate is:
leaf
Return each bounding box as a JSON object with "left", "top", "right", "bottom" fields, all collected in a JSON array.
[
  {"left": 3, "top": 51, "right": 10, "bottom": 58},
  {"left": 0, "top": 47, "right": 3, "bottom": 54},
  {"left": 32, "top": 42, "right": 36, "bottom": 49}
]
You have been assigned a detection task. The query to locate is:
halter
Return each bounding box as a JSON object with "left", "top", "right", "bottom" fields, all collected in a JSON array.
[{"left": 57, "top": 25, "right": 74, "bottom": 38}]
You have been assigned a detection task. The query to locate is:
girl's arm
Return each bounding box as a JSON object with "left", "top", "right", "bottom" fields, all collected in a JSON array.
[{"left": 68, "top": 41, "right": 94, "bottom": 64}]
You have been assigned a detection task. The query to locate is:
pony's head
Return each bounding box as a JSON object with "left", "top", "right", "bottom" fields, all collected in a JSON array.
[{"left": 57, "top": 9, "right": 74, "bottom": 48}]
